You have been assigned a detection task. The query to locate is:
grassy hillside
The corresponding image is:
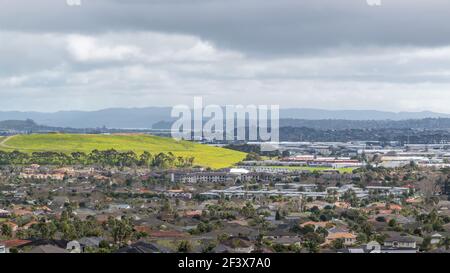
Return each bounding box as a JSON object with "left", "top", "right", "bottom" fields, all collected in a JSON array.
[
  {"left": 0, "top": 134, "right": 246, "bottom": 169},
  {"left": 267, "top": 165, "right": 357, "bottom": 174}
]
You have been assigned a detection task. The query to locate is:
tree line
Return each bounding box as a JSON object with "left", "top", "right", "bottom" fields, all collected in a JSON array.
[
  {"left": 1, "top": 206, "right": 138, "bottom": 252},
  {"left": 0, "top": 149, "right": 195, "bottom": 168}
]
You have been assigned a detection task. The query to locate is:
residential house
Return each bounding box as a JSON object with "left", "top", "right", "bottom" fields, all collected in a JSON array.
[
  {"left": 115, "top": 241, "right": 170, "bottom": 253},
  {"left": 26, "top": 244, "right": 69, "bottom": 253},
  {"left": 264, "top": 230, "right": 301, "bottom": 247},
  {"left": 214, "top": 237, "right": 255, "bottom": 253},
  {"left": 11, "top": 207, "right": 33, "bottom": 217},
  {"left": 0, "top": 239, "right": 31, "bottom": 253},
  {"left": 66, "top": 241, "right": 82, "bottom": 253},
  {"left": 431, "top": 233, "right": 444, "bottom": 245},
  {"left": 19, "top": 173, "right": 65, "bottom": 181},
  {"left": 0, "top": 209, "right": 10, "bottom": 218},
  {"left": 183, "top": 210, "right": 203, "bottom": 218},
  {"left": 3, "top": 221, "right": 18, "bottom": 232},
  {"left": 326, "top": 232, "right": 357, "bottom": 246},
  {"left": 383, "top": 233, "right": 421, "bottom": 249},
  {"left": 304, "top": 201, "right": 333, "bottom": 210},
  {"left": 109, "top": 204, "right": 131, "bottom": 210},
  {"left": 147, "top": 230, "right": 189, "bottom": 239},
  {"left": 78, "top": 237, "right": 104, "bottom": 250},
  {"left": 22, "top": 220, "right": 39, "bottom": 230},
  {"left": 53, "top": 167, "right": 75, "bottom": 176},
  {"left": 284, "top": 212, "right": 303, "bottom": 221},
  {"left": 300, "top": 221, "right": 331, "bottom": 231},
  {"left": 20, "top": 239, "right": 70, "bottom": 253},
  {"left": 334, "top": 201, "right": 351, "bottom": 209},
  {"left": 340, "top": 241, "right": 418, "bottom": 253},
  {"left": 162, "top": 190, "right": 192, "bottom": 199}
]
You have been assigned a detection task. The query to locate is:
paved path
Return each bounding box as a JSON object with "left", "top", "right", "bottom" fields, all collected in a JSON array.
[{"left": 0, "top": 135, "right": 15, "bottom": 149}]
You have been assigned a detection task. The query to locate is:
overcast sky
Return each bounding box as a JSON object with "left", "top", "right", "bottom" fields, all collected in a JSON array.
[{"left": 1, "top": 0, "right": 450, "bottom": 112}]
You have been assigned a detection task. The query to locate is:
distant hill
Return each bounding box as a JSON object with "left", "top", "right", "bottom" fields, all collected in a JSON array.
[
  {"left": 0, "top": 108, "right": 173, "bottom": 129},
  {"left": 0, "top": 119, "right": 43, "bottom": 131},
  {"left": 280, "top": 118, "right": 450, "bottom": 130},
  {"left": 279, "top": 109, "right": 450, "bottom": 120},
  {"left": 0, "top": 107, "right": 450, "bottom": 129},
  {"left": 279, "top": 127, "right": 450, "bottom": 143}
]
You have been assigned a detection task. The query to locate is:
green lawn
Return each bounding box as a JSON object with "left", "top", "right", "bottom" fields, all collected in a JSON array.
[
  {"left": 267, "top": 165, "right": 357, "bottom": 174},
  {"left": 0, "top": 134, "right": 246, "bottom": 169}
]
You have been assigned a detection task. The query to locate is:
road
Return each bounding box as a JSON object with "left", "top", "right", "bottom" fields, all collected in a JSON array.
[{"left": 0, "top": 135, "right": 15, "bottom": 149}]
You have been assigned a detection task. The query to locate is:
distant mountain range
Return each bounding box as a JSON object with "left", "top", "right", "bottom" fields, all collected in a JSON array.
[
  {"left": 0, "top": 108, "right": 173, "bottom": 129},
  {"left": 0, "top": 119, "right": 44, "bottom": 131},
  {"left": 280, "top": 109, "right": 450, "bottom": 120},
  {"left": 279, "top": 118, "right": 450, "bottom": 130},
  {"left": 0, "top": 107, "right": 450, "bottom": 129}
]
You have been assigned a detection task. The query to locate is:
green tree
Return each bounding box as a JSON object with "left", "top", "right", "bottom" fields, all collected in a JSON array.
[
  {"left": 275, "top": 210, "right": 282, "bottom": 221},
  {"left": 139, "top": 151, "right": 153, "bottom": 168},
  {"left": 440, "top": 237, "right": 450, "bottom": 250},
  {"left": 302, "top": 239, "right": 319, "bottom": 253},
  {"left": 1, "top": 224, "right": 13, "bottom": 238},
  {"left": 107, "top": 217, "right": 134, "bottom": 245},
  {"left": 420, "top": 236, "right": 432, "bottom": 251},
  {"left": 36, "top": 222, "right": 57, "bottom": 239},
  {"left": 201, "top": 241, "right": 217, "bottom": 253},
  {"left": 178, "top": 240, "right": 193, "bottom": 253},
  {"left": 331, "top": 238, "right": 345, "bottom": 250}
]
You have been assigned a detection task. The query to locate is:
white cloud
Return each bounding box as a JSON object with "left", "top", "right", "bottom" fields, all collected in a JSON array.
[
  {"left": 66, "top": 32, "right": 242, "bottom": 64},
  {"left": 1, "top": 30, "right": 450, "bottom": 112},
  {"left": 66, "top": 35, "right": 142, "bottom": 62}
]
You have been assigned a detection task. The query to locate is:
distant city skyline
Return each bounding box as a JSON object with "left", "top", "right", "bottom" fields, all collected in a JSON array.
[{"left": 1, "top": 1, "right": 450, "bottom": 112}]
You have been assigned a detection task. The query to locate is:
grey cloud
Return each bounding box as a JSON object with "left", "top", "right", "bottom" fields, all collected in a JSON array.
[
  {"left": 1, "top": 1, "right": 450, "bottom": 112},
  {"left": 1, "top": 30, "right": 450, "bottom": 112},
  {"left": 1, "top": 0, "right": 450, "bottom": 56}
]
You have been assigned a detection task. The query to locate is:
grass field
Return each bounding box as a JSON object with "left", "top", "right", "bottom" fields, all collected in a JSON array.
[
  {"left": 267, "top": 165, "right": 357, "bottom": 174},
  {"left": 0, "top": 134, "right": 246, "bottom": 169}
]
